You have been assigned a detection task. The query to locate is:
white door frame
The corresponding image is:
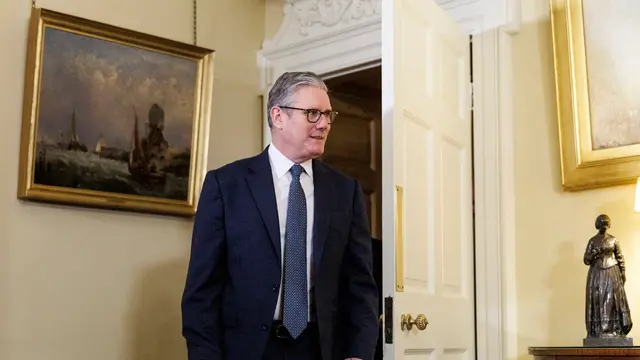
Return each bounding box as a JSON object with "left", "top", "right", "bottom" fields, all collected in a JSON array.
[{"left": 257, "top": 1, "right": 521, "bottom": 359}]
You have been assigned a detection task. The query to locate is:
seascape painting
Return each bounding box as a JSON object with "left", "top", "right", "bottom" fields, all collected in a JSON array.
[
  {"left": 35, "top": 27, "right": 195, "bottom": 201},
  {"left": 18, "top": 9, "right": 214, "bottom": 216}
]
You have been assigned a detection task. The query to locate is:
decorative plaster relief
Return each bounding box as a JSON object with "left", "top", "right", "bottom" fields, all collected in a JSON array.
[
  {"left": 262, "top": 0, "right": 381, "bottom": 52},
  {"left": 289, "top": 0, "right": 380, "bottom": 34}
]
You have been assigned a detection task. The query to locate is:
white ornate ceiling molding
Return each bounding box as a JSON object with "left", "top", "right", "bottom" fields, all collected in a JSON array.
[{"left": 261, "top": 0, "right": 382, "bottom": 54}]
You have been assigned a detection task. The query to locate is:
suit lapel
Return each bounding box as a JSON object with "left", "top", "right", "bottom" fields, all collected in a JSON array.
[
  {"left": 246, "top": 148, "right": 282, "bottom": 263},
  {"left": 312, "top": 160, "right": 333, "bottom": 270}
]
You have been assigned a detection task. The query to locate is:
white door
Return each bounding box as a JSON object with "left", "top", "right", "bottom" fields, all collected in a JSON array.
[{"left": 381, "top": 0, "right": 474, "bottom": 358}]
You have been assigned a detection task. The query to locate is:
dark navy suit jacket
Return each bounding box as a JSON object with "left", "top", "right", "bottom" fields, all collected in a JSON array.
[{"left": 181, "top": 147, "right": 379, "bottom": 360}]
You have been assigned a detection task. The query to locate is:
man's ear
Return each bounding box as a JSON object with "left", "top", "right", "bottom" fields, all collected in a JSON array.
[{"left": 270, "top": 106, "right": 284, "bottom": 129}]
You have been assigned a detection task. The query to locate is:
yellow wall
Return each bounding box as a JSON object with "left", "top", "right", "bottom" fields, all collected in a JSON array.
[
  {"left": 513, "top": 0, "right": 640, "bottom": 357},
  {"left": 0, "top": 0, "right": 264, "bottom": 359},
  {"left": 264, "top": 0, "right": 283, "bottom": 40}
]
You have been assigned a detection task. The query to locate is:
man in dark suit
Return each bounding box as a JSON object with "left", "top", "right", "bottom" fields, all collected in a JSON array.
[{"left": 181, "top": 71, "right": 379, "bottom": 360}]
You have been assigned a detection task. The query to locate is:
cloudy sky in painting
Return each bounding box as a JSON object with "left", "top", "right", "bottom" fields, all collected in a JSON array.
[{"left": 37, "top": 27, "right": 197, "bottom": 151}]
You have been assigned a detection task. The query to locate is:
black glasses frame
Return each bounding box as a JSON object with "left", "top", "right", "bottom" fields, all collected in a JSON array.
[{"left": 278, "top": 106, "right": 338, "bottom": 123}]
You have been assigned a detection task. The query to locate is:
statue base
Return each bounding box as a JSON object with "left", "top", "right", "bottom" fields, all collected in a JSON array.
[{"left": 583, "top": 336, "right": 633, "bottom": 347}]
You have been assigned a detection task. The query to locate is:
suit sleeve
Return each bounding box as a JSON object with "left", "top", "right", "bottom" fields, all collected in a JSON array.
[
  {"left": 181, "top": 170, "right": 226, "bottom": 360},
  {"left": 341, "top": 179, "right": 379, "bottom": 359}
]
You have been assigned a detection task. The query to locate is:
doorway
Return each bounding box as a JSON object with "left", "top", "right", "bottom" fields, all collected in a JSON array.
[
  {"left": 321, "top": 66, "right": 383, "bottom": 359},
  {"left": 322, "top": 66, "right": 383, "bottom": 240}
]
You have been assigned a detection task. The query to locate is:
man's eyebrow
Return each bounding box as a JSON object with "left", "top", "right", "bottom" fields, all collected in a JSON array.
[{"left": 304, "top": 106, "right": 333, "bottom": 111}]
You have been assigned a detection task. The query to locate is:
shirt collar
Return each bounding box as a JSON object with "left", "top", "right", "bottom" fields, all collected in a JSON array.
[{"left": 268, "top": 143, "right": 313, "bottom": 180}]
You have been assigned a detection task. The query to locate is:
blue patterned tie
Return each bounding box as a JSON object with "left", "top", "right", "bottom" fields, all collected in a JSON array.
[{"left": 282, "top": 164, "right": 308, "bottom": 339}]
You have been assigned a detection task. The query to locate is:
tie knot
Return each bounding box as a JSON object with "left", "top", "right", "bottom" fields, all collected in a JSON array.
[{"left": 290, "top": 164, "right": 304, "bottom": 179}]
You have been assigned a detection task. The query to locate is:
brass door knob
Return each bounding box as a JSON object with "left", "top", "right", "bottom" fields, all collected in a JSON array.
[{"left": 401, "top": 313, "right": 429, "bottom": 331}]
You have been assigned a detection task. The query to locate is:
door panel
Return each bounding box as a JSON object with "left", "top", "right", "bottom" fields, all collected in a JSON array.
[{"left": 382, "top": 0, "right": 474, "bottom": 358}]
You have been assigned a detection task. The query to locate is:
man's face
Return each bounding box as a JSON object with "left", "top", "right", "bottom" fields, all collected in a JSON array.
[{"left": 275, "top": 86, "right": 333, "bottom": 162}]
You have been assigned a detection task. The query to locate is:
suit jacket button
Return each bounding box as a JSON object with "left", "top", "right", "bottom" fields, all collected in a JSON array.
[
  {"left": 272, "top": 285, "right": 278, "bottom": 291},
  {"left": 262, "top": 324, "right": 268, "bottom": 331}
]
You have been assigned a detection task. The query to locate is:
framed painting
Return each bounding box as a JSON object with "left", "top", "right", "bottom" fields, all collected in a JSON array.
[
  {"left": 17, "top": 8, "right": 214, "bottom": 216},
  {"left": 550, "top": 0, "right": 640, "bottom": 191}
]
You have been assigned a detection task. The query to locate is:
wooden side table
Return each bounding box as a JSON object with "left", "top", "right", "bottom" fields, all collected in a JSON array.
[{"left": 529, "top": 346, "right": 640, "bottom": 359}]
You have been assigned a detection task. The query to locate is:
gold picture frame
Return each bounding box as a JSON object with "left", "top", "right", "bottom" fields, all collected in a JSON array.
[
  {"left": 17, "top": 8, "right": 214, "bottom": 216},
  {"left": 550, "top": 0, "right": 640, "bottom": 191}
]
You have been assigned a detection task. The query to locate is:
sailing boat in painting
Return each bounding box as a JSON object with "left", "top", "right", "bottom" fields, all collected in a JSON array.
[
  {"left": 66, "top": 108, "right": 87, "bottom": 152},
  {"left": 128, "top": 104, "right": 169, "bottom": 185}
]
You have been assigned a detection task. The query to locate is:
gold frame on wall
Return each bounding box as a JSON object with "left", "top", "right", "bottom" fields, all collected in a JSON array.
[
  {"left": 17, "top": 8, "right": 214, "bottom": 216},
  {"left": 550, "top": 0, "right": 640, "bottom": 191}
]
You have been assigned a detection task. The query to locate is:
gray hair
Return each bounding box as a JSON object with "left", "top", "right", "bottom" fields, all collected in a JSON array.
[{"left": 267, "top": 71, "right": 328, "bottom": 128}]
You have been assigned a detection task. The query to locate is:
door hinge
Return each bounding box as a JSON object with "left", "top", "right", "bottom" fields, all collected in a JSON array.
[{"left": 384, "top": 296, "right": 393, "bottom": 344}]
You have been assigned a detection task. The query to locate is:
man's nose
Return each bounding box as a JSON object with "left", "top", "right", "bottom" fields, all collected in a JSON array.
[{"left": 315, "top": 116, "right": 330, "bottom": 129}]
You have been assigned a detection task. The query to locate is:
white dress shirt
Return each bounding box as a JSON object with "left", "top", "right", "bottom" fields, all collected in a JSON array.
[{"left": 268, "top": 143, "right": 315, "bottom": 321}]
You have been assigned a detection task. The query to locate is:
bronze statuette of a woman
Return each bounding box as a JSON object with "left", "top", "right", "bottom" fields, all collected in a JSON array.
[{"left": 583, "top": 214, "right": 633, "bottom": 346}]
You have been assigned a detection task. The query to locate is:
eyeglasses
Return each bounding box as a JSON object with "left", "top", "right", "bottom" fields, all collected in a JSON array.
[{"left": 278, "top": 106, "right": 338, "bottom": 124}]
